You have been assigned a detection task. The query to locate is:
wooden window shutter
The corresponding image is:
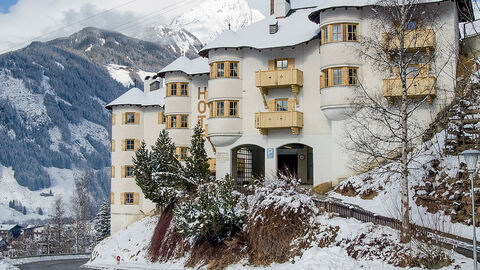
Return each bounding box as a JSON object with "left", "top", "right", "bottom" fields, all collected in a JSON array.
[
  {"left": 341, "top": 24, "right": 345, "bottom": 41},
  {"left": 111, "top": 140, "right": 115, "bottom": 152},
  {"left": 120, "top": 193, "right": 125, "bottom": 205},
  {"left": 328, "top": 25, "right": 333, "bottom": 43},
  {"left": 134, "top": 139, "right": 140, "bottom": 151},
  {"left": 287, "top": 58, "right": 295, "bottom": 69},
  {"left": 111, "top": 166, "right": 115, "bottom": 178},
  {"left": 121, "top": 166, "right": 126, "bottom": 178},
  {"left": 111, "top": 113, "right": 116, "bottom": 126},
  {"left": 342, "top": 67, "right": 349, "bottom": 86},
  {"left": 110, "top": 192, "right": 114, "bottom": 204},
  {"left": 268, "top": 99, "right": 276, "bottom": 112},
  {"left": 121, "top": 139, "right": 126, "bottom": 151},
  {"left": 320, "top": 27, "right": 324, "bottom": 45},
  {"left": 133, "top": 193, "right": 139, "bottom": 205},
  {"left": 268, "top": 60, "right": 275, "bottom": 71},
  {"left": 328, "top": 69, "right": 333, "bottom": 87},
  {"left": 287, "top": 99, "right": 296, "bottom": 111},
  {"left": 122, "top": 112, "right": 126, "bottom": 124},
  {"left": 134, "top": 113, "right": 140, "bottom": 124},
  {"left": 158, "top": 112, "right": 162, "bottom": 124},
  {"left": 225, "top": 62, "right": 230, "bottom": 78},
  {"left": 213, "top": 63, "right": 217, "bottom": 78},
  {"left": 320, "top": 74, "right": 325, "bottom": 89},
  {"left": 225, "top": 101, "right": 230, "bottom": 117}
]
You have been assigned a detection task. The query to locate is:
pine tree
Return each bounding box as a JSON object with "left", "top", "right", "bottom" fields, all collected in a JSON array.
[
  {"left": 133, "top": 141, "right": 153, "bottom": 199},
  {"left": 94, "top": 200, "right": 110, "bottom": 243},
  {"left": 183, "top": 121, "right": 210, "bottom": 188}
]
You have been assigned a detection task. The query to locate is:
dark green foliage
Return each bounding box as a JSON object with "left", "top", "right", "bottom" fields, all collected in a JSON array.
[
  {"left": 183, "top": 121, "right": 210, "bottom": 187},
  {"left": 94, "top": 200, "right": 111, "bottom": 242},
  {"left": 174, "top": 176, "right": 244, "bottom": 243}
]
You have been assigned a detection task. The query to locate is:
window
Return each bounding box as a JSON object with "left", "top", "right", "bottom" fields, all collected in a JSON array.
[
  {"left": 333, "top": 69, "right": 342, "bottom": 85},
  {"left": 180, "top": 115, "right": 188, "bottom": 128},
  {"left": 321, "top": 23, "right": 359, "bottom": 44},
  {"left": 216, "top": 101, "right": 224, "bottom": 117},
  {"left": 170, "top": 115, "right": 177, "bottom": 128},
  {"left": 181, "top": 83, "right": 188, "bottom": 96},
  {"left": 230, "top": 62, "right": 238, "bottom": 77},
  {"left": 348, "top": 68, "right": 358, "bottom": 85},
  {"left": 276, "top": 99, "right": 288, "bottom": 112},
  {"left": 125, "top": 193, "right": 134, "bottom": 204},
  {"left": 406, "top": 65, "right": 419, "bottom": 78},
  {"left": 276, "top": 59, "right": 288, "bottom": 70},
  {"left": 323, "top": 70, "right": 329, "bottom": 87},
  {"left": 229, "top": 101, "right": 238, "bottom": 116},
  {"left": 217, "top": 63, "right": 225, "bottom": 77},
  {"left": 347, "top": 24, "right": 357, "bottom": 41},
  {"left": 170, "top": 83, "right": 177, "bottom": 96},
  {"left": 332, "top": 24, "right": 342, "bottom": 41},
  {"left": 126, "top": 112, "right": 135, "bottom": 124},
  {"left": 404, "top": 21, "right": 418, "bottom": 30},
  {"left": 125, "top": 139, "right": 135, "bottom": 151},
  {"left": 177, "top": 147, "right": 188, "bottom": 160},
  {"left": 126, "top": 165, "right": 134, "bottom": 177}
]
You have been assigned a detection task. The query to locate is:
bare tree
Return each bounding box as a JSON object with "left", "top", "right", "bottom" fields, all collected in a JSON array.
[
  {"left": 71, "top": 170, "right": 95, "bottom": 253},
  {"left": 50, "top": 196, "right": 67, "bottom": 253},
  {"left": 344, "top": 0, "right": 457, "bottom": 242}
]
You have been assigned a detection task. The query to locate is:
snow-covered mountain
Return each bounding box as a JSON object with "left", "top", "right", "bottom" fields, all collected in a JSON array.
[
  {"left": 135, "top": 25, "right": 203, "bottom": 54},
  {"left": 140, "top": 0, "right": 264, "bottom": 46}
]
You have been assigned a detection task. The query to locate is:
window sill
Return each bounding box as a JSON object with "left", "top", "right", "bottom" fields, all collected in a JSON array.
[
  {"left": 208, "top": 116, "right": 240, "bottom": 119},
  {"left": 165, "top": 95, "right": 190, "bottom": 98},
  {"left": 320, "top": 40, "right": 359, "bottom": 46},
  {"left": 209, "top": 77, "right": 240, "bottom": 80}
]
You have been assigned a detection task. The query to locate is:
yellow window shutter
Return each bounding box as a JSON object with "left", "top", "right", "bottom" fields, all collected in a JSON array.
[
  {"left": 122, "top": 112, "right": 126, "bottom": 124},
  {"left": 133, "top": 193, "right": 139, "bottom": 205},
  {"left": 111, "top": 113, "right": 116, "bottom": 126},
  {"left": 134, "top": 139, "right": 140, "bottom": 151},
  {"left": 328, "top": 69, "right": 333, "bottom": 87},
  {"left": 110, "top": 192, "right": 114, "bottom": 204},
  {"left": 268, "top": 99, "right": 276, "bottom": 112},
  {"left": 166, "top": 83, "right": 171, "bottom": 96},
  {"left": 342, "top": 67, "right": 349, "bottom": 85},
  {"left": 287, "top": 99, "right": 296, "bottom": 111},
  {"left": 121, "top": 139, "right": 125, "bottom": 151},
  {"left": 158, "top": 112, "right": 161, "bottom": 124},
  {"left": 177, "top": 115, "right": 181, "bottom": 128},
  {"left": 268, "top": 60, "right": 275, "bottom": 71},
  {"left": 134, "top": 112, "right": 140, "bottom": 124},
  {"left": 111, "top": 166, "right": 115, "bottom": 178},
  {"left": 320, "top": 74, "right": 325, "bottom": 89},
  {"left": 341, "top": 24, "right": 345, "bottom": 41},
  {"left": 225, "top": 62, "right": 230, "bottom": 77},
  {"left": 213, "top": 63, "right": 217, "bottom": 78},
  {"left": 120, "top": 193, "right": 125, "bottom": 205},
  {"left": 328, "top": 25, "right": 333, "bottom": 43},
  {"left": 287, "top": 58, "right": 295, "bottom": 69},
  {"left": 225, "top": 101, "right": 230, "bottom": 117},
  {"left": 121, "top": 166, "right": 126, "bottom": 178},
  {"left": 111, "top": 140, "right": 115, "bottom": 152}
]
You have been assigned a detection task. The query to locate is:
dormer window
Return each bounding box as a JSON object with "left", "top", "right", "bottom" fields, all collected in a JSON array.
[{"left": 149, "top": 81, "right": 160, "bottom": 91}]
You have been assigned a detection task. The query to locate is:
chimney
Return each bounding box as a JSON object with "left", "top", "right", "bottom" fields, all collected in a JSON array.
[
  {"left": 273, "top": 0, "right": 290, "bottom": 18},
  {"left": 269, "top": 22, "right": 279, "bottom": 34}
]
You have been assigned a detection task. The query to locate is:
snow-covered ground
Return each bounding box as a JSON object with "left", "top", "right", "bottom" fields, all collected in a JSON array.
[
  {"left": 0, "top": 260, "right": 19, "bottom": 270},
  {"left": 105, "top": 64, "right": 156, "bottom": 88},
  {"left": 330, "top": 131, "right": 479, "bottom": 240},
  {"left": 87, "top": 214, "right": 475, "bottom": 270},
  {"left": 0, "top": 165, "right": 83, "bottom": 223}
]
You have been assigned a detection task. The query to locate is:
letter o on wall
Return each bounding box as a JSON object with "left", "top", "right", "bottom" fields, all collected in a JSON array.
[{"left": 198, "top": 100, "right": 207, "bottom": 114}]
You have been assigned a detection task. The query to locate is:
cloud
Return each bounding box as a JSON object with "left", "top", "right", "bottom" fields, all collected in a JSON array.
[{"left": 0, "top": 0, "right": 198, "bottom": 54}]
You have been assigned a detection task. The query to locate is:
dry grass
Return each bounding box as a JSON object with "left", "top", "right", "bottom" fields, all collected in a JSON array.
[
  {"left": 312, "top": 182, "right": 333, "bottom": 194},
  {"left": 186, "top": 236, "right": 247, "bottom": 270}
]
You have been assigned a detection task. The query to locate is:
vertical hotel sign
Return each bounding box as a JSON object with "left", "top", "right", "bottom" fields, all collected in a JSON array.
[{"left": 197, "top": 87, "right": 208, "bottom": 132}]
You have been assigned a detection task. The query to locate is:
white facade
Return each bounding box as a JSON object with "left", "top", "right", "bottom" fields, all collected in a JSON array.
[{"left": 107, "top": 0, "right": 472, "bottom": 233}]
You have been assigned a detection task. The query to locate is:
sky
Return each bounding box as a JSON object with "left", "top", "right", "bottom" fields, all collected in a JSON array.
[{"left": 0, "top": 0, "right": 270, "bottom": 54}]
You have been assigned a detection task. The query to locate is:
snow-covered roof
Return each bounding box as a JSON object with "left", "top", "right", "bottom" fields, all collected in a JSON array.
[
  {"left": 158, "top": 57, "right": 209, "bottom": 78},
  {"left": 199, "top": 8, "right": 319, "bottom": 56},
  {"left": 307, "top": 0, "right": 473, "bottom": 23},
  {"left": 0, "top": 224, "right": 18, "bottom": 231},
  {"left": 106, "top": 87, "right": 166, "bottom": 109}
]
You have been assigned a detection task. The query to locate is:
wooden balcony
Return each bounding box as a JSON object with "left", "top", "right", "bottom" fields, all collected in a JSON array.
[
  {"left": 383, "top": 28, "right": 435, "bottom": 52},
  {"left": 255, "top": 69, "right": 303, "bottom": 106},
  {"left": 382, "top": 76, "right": 436, "bottom": 104},
  {"left": 255, "top": 111, "right": 303, "bottom": 135}
]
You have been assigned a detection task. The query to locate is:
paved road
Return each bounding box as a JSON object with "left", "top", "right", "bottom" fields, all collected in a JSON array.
[{"left": 18, "top": 258, "right": 89, "bottom": 270}]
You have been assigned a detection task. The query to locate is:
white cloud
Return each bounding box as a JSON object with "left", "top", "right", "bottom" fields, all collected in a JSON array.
[{"left": 0, "top": 0, "right": 199, "bottom": 54}]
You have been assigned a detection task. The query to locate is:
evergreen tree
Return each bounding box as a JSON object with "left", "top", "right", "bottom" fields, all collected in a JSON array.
[
  {"left": 94, "top": 200, "right": 110, "bottom": 243},
  {"left": 183, "top": 121, "right": 210, "bottom": 187},
  {"left": 133, "top": 141, "right": 153, "bottom": 200},
  {"left": 22, "top": 206, "right": 26, "bottom": 215}
]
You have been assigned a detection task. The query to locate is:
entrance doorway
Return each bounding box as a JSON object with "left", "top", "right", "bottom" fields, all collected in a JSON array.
[
  {"left": 277, "top": 144, "right": 313, "bottom": 185},
  {"left": 232, "top": 145, "right": 265, "bottom": 184}
]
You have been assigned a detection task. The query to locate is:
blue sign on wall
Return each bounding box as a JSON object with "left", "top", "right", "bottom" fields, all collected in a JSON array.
[{"left": 267, "top": 148, "right": 274, "bottom": 159}]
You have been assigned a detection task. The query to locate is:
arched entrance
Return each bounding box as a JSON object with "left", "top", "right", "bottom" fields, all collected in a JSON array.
[
  {"left": 232, "top": 145, "right": 265, "bottom": 184},
  {"left": 277, "top": 143, "right": 313, "bottom": 185}
]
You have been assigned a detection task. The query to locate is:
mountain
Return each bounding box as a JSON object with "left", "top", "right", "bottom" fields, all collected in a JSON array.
[
  {"left": 144, "top": 0, "right": 265, "bottom": 45},
  {"left": 135, "top": 25, "right": 203, "bottom": 54},
  {"left": 0, "top": 28, "right": 191, "bottom": 223}
]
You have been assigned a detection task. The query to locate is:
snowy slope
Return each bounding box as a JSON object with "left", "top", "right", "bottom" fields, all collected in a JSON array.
[
  {"left": 87, "top": 215, "right": 475, "bottom": 269},
  {"left": 105, "top": 64, "right": 156, "bottom": 88},
  {"left": 135, "top": 25, "right": 203, "bottom": 54},
  {"left": 168, "top": 0, "right": 264, "bottom": 44}
]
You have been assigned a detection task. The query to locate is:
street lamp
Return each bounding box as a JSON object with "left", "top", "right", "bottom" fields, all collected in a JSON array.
[{"left": 461, "top": 149, "right": 480, "bottom": 270}]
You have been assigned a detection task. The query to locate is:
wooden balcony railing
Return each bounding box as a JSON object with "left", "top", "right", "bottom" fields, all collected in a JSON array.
[
  {"left": 382, "top": 76, "right": 436, "bottom": 104},
  {"left": 255, "top": 69, "right": 303, "bottom": 106},
  {"left": 383, "top": 28, "right": 435, "bottom": 52},
  {"left": 255, "top": 111, "right": 303, "bottom": 135}
]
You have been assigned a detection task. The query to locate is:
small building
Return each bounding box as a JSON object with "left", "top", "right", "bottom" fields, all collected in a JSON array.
[{"left": 0, "top": 224, "right": 23, "bottom": 244}]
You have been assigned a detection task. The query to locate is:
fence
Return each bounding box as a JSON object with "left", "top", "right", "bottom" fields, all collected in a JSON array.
[{"left": 313, "top": 198, "right": 479, "bottom": 260}]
